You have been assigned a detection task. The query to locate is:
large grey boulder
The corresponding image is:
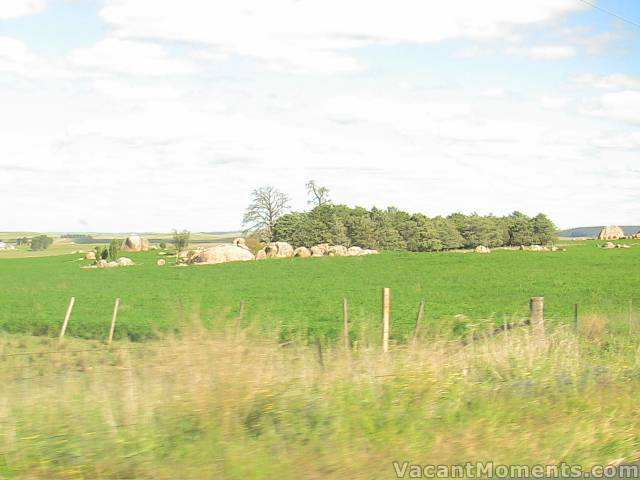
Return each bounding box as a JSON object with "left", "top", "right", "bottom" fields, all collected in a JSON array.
[
  {"left": 121, "top": 235, "right": 150, "bottom": 252},
  {"left": 264, "top": 241, "right": 294, "bottom": 258},
  {"left": 188, "top": 245, "right": 254, "bottom": 265},
  {"left": 598, "top": 226, "right": 625, "bottom": 240},
  {"left": 293, "top": 247, "right": 311, "bottom": 258}
]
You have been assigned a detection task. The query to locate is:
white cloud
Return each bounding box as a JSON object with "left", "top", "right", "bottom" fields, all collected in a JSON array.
[
  {"left": 592, "top": 90, "right": 640, "bottom": 124},
  {"left": 540, "top": 96, "right": 571, "bottom": 110},
  {"left": 100, "top": 0, "right": 587, "bottom": 73},
  {"left": 1, "top": 0, "right": 639, "bottom": 232},
  {"left": 4, "top": 69, "right": 636, "bottom": 232},
  {"left": 0, "top": 36, "right": 40, "bottom": 76},
  {"left": 0, "top": 0, "right": 45, "bottom": 19},
  {"left": 481, "top": 88, "right": 507, "bottom": 98},
  {"left": 90, "top": 79, "right": 186, "bottom": 100},
  {"left": 506, "top": 45, "right": 577, "bottom": 59},
  {"left": 591, "top": 131, "right": 640, "bottom": 149},
  {"left": 0, "top": 36, "right": 72, "bottom": 78},
  {"left": 68, "top": 38, "right": 199, "bottom": 76},
  {"left": 0, "top": 36, "right": 36, "bottom": 65},
  {"left": 571, "top": 73, "right": 640, "bottom": 90}
]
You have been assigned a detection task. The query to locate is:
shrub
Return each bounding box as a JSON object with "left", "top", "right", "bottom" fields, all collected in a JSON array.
[
  {"left": 30, "top": 235, "right": 53, "bottom": 251},
  {"left": 108, "top": 239, "right": 120, "bottom": 260},
  {"left": 172, "top": 230, "right": 191, "bottom": 252}
]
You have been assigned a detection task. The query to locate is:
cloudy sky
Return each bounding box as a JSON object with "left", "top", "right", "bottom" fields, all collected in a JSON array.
[{"left": 1, "top": 0, "right": 639, "bottom": 232}]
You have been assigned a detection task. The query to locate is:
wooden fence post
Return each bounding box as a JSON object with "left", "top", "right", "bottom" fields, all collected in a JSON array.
[
  {"left": 59, "top": 297, "right": 75, "bottom": 341},
  {"left": 530, "top": 297, "right": 544, "bottom": 334},
  {"left": 412, "top": 300, "right": 425, "bottom": 344},
  {"left": 107, "top": 298, "right": 120, "bottom": 346},
  {"left": 382, "top": 288, "right": 391, "bottom": 353},
  {"left": 573, "top": 303, "right": 579, "bottom": 333},
  {"left": 342, "top": 298, "right": 349, "bottom": 349}
]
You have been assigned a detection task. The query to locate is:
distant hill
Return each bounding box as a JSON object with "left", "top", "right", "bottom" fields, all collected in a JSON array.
[{"left": 558, "top": 226, "right": 640, "bottom": 238}]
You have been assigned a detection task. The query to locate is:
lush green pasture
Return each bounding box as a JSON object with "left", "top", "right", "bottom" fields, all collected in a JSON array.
[{"left": 0, "top": 240, "right": 639, "bottom": 342}]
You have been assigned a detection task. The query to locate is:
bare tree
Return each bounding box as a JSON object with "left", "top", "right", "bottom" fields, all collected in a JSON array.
[
  {"left": 242, "top": 186, "right": 290, "bottom": 241},
  {"left": 306, "top": 180, "right": 331, "bottom": 207}
]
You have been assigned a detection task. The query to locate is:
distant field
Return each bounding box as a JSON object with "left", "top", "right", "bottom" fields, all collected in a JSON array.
[
  {"left": 0, "top": 232, "right": 241, "bottom": 259},
  {"left": 0, "top": 239, "right": 639, "bottom": 342}
]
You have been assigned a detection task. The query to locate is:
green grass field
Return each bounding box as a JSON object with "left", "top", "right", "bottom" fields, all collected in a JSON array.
[{"left": 0, "top": 239, "right": 639, "bottom": 342}]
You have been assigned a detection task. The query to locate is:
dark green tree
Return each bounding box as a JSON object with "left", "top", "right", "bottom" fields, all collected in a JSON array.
[
  {"left": 532, "top": 213, "right": 557, "bottom": 245},
  {"left": 370, "top": 207, "right": 406, "bottom": 250},
  {"left": 507, "top": 211, "right": 534, "bottom": 246},
  {"left": 432, "top": 216, "right": 464, "bottom": 250}
]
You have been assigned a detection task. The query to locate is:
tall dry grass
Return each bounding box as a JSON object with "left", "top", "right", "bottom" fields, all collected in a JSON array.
[{"left": 2, "top": 321, "right": 640, "bottom": 479}]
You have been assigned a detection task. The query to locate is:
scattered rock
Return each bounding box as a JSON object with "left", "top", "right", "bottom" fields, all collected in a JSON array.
[
  {"left": 233, "top": 238, "right": 251, "bottom": 251},
  {"left": 347, "top": 246, "right": 363, "bottom": 256},
  {"left": 310, "top": 244, "right": 330, "bottom": 256},
  {"left": 616, "top": 244, "right": 631, "bottom": 249},
  {"left": 178, "top": 249, "right": 203, "bottom": 260},
  {"left": 293, "top": 246, "right": 311, "bottom": 258},
  {"left": 529, "top": 245, "right": 548, "bottom": 252},
  {"left": 475, "top": 245, "right": 491, "bottom": 254},
  {"left": 188, "top": 244, "right": 254, "bottom": 265},
  {"left": 328, "top": 245, "right": 348, "bottom": 256},
  {"left": 264, "top": 241, "right": 294, "bottom": 258},
  {"left": 116, "top": 257, "right": 135, "bottom": 267},
  {"left": 602, "top": 242, "right": 616, "bottom": 249},
  {"left": 121, "top": 234, "right": 150, "bottom": 252},
  {"left": 598, "top": 225, "right": 625, "bottom": 240},
  {"left": 519, "top": 245, "right": 551, "bottom": 252},
  {"left": 84, "top": 251, "right": 96, "bottom": 260},
  {"left": 157, "top": 259, "right": 166, "bottom": 266},
  {"left": 255, "top": 249, "right": 267, "bottom": 260}
]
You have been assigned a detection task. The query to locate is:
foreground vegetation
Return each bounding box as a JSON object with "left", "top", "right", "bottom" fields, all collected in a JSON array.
[
  {"left": 0, "top": 240, "right": 639, "bottom": 342},
  {"left": 2, "top": 319, "right": 640, "bottom": 479}
]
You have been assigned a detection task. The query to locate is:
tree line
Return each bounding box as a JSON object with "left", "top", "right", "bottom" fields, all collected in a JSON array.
[{"left": 243, "top": 182, "right": 557, "bottom": 251}]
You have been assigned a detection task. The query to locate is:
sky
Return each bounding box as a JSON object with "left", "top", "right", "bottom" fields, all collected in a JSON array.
[{"left": 0, "top": 0, "right": 639, "bottom": 232}]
